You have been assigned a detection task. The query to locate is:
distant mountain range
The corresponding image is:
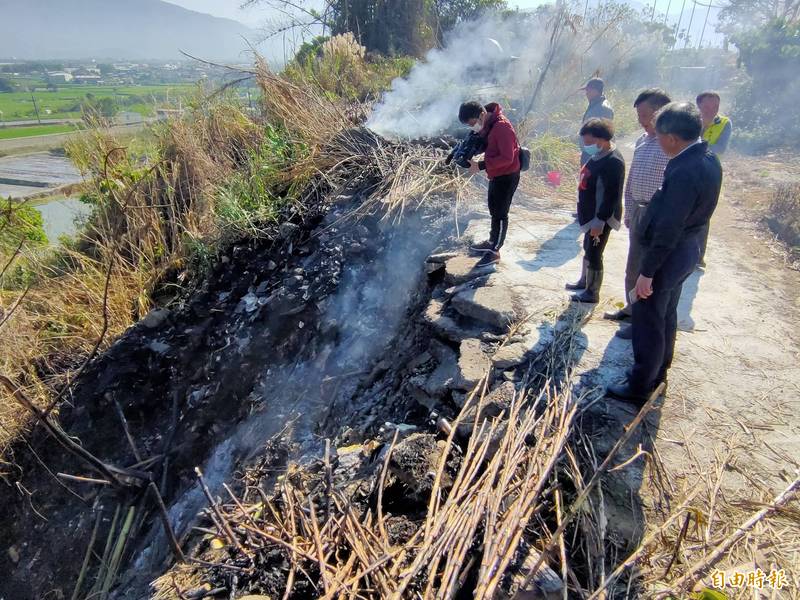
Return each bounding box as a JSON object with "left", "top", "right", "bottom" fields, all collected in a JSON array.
[{"left": 0, "top": 0, "right": 263, "bottom": 60}]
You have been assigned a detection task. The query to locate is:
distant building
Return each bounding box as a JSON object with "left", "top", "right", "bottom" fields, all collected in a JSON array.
[
  {"left": 47, "top": 71, "right": 73, "bottom": 83},
  {"left": 115, "top": 111, "right": 145, "bottom": 125},
  {"left": 74, "top": 74, "right": 102, "bottom": 84},
  {"left": 156, "top": 108, "right": 185, "bottom": 120}
]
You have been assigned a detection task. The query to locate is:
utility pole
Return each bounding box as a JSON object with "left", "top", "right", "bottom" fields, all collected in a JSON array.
[
  {"left": 664, "top": 0, "right": 673, "bottom": 25},
  {"left": 684, "top": 0, "right": 698, "bottom": 48},
  {"left": 672, "top": 0, "right": 688, "bottom": 49},
  {"left": 697, "top": 0, "right": 713, "bottom": 49},
  {"left": 30, "top": 92, "right": 42, "bottom": 124},
  {"left": 651, "top": 0, "right": 658, "bottom": 22}
]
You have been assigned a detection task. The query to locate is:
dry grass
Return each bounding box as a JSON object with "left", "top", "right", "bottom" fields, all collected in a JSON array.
[
  {"left": 256, "top": 58, "right": 465, "bottom": 220},
  {"left": 150, "top": 379, "right": 582, "bottom": 599},
  {"left": 0, "top": 104, "right": 267, "bottom": 467},
  {"left": 769, "top": 182, "right": 800, "bottom": 255},
  {"left": 572, "top": 442, "right": 800, "bottom": 599}
]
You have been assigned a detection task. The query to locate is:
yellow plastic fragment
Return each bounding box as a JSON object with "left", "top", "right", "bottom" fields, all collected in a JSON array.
[{"left": 210, "top": 537, "right": 225, "bottom": 550}]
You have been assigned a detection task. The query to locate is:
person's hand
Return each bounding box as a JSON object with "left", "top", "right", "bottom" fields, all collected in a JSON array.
[
  {"left": 634, "top": 274, "right": 653, "bottom": 299},
  {"left": 468, "top": 160, "right": 480, "bottom": 176},
  {"left": 590, "top": 226, "right": 604, "bottom": 239}
]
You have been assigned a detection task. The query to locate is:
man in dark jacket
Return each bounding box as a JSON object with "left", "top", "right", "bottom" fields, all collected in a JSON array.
[
  {"left": 565, "top": 118, "right": 625, "bottom": 303},
  {"left": 605, "top": 88, "right": 672, "bottom": 330},
  {"left": 458, "top": 101, "right": 521, "bottom": 268},
  {"left": 607, "top": 102, "right": 722, "bottom": 405},
  {"left": 580, "top": 78, "right": 615, "bottom": 165}
]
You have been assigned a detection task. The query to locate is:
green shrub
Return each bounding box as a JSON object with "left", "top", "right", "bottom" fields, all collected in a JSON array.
[
  {"left": 0, "top": 199, "right": 48, "bottom": 249},
  {"left": 215, "top": 124, "right": 309, "bottom": 239},
  {"left": 527, "top": 133, "right": 579, "bottom": 175}
]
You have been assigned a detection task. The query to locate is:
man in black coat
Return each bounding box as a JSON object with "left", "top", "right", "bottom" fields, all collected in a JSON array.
[{"left": 607, "top": 102, "right": 723, "bottom": 404}]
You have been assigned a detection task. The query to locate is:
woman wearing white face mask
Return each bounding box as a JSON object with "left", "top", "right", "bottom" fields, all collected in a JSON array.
[{"left": 566, "top": 117, "right": 625, "bottom": 303}]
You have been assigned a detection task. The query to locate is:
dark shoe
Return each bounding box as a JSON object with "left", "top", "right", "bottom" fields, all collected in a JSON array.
[
  {"left": 603, "top": 308, "right": 631, "bottom": 321},
  {"left": 565, "top": 259, "right": 588, "bottom": 290},
  {"left": 470, "top": 240, "right": 496, "bottom": 254},
  {"left": 571, "top": 288, "right": 598, "bottom": 303},
  {"left": 625, "top": 369, "right": 668, "bottom": 391},
  {"left": 571, "top": 267, "right": 602, "bottom": 303},
  {"left": 475, "top": 251, "right": 500, "bottom": 268},
  {"left": 565, "top": 279, "right": 586, "bottom": 291},
  {"left": 615, "top": 324, "right": 633, "bottom": 340},
  {"left": 606, "top": 382, "right": 650, "bottom": 406},
  {"left": 695, "top": 259, "right": 706, "bottom": 271}
]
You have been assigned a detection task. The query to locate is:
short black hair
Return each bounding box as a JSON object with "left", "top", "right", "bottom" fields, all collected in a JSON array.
[
  {"left": 458, "top": 101, "right": 484, "bottom": 123},
  {"left": 579, "top": 117, "right": 614, "bottom": 141},
  {"left": 634, "top": 88, "right": 671, "bottom": 110},
  {"left": 696, "top": 91, "right": 720, "bottom": 104},
  {"left": 585, "top": 77, "right": 604, "bottom": 92},
  {"left": 655, "top": 102, "right": 702, "bottom": 141}
]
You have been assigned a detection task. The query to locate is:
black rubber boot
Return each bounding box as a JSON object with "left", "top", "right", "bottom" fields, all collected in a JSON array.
[
  {"left": 565, "top": 259, "right": 588, "bottom": 291},
  {"left": 603, "top": 307, "right": 631, "bottom": 321},
  {"left": 571, "top": 268, "right": 603, "bottom": 303},
  {"left": 606, "top": 382, "right": 650, "bottom": 406},
  {"left": 615, "top": 324, "right": 633, "bottom": 339}
]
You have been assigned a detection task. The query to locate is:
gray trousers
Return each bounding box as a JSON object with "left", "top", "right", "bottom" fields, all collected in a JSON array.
[{"left": 623, "top": 203, "right": 645, "bottom": 313}]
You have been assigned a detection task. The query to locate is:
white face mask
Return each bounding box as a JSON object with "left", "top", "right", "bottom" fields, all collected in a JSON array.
[
  {"left": 583, "top": 143, "right": 601, "bottom": 156},
  {"left": 471, "top": 119, "right": 483, "bottom": 133}
]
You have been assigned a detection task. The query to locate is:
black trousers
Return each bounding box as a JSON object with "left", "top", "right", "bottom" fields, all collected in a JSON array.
[
  {"left": 488, "top": 171, "right": 520, "bottom": 251},
  {"left": 699, "top": 223, "right": 709, "bottom": 261},
  {"left": 582, "top": 224, "right": 612, "bottom": 270},
  {"left": 630, "top": 236, "right": 701, "bottom": 392}
]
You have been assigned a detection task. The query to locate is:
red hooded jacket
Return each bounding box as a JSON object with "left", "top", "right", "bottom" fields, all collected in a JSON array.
[{"left": 478, "top": 103, "right": 520, "bottom": 179}]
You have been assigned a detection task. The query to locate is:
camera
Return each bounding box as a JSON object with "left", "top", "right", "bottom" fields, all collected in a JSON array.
[{"left": 445, "top": 132, "right": 487, "bottom": 168}]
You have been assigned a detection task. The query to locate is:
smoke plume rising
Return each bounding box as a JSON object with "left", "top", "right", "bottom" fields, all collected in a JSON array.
[{"left": 367, "top": 13, "right": 548, "bottom": 139}]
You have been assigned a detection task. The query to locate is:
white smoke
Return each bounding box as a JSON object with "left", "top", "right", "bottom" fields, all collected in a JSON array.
[{"left": 366, "top": 13, "right": 549, "bottom": 139}]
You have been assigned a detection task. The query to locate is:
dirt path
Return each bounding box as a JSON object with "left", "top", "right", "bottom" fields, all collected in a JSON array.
[
  {"left": 460, "top": 146, "right": 800, "bottom": 594},
  {"left": 0, "top": 122, "right": 146, "bottom": 155}
]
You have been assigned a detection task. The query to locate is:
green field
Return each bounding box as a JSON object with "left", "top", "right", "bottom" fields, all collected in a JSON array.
[
  {"left": 0, "top": 123, "right": 83, "bottom": 140},
  {"left": 0, "top": 84, "right": 195, "bottom": 121}
]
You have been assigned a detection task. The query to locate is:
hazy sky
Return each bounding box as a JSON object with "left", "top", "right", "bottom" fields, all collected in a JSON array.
[{"left": 164, "top": 0, "right": 720, "bottom": 45}]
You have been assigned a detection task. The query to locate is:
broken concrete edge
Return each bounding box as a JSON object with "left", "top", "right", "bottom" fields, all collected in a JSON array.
[
  {"left": 451, "top": 285, "right": 522, "bottom": 330},
  {"left": 426, "top": 251, "right": 461, "bottom": 264}
]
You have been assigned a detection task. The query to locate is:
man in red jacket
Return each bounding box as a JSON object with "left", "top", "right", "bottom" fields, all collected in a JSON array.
[{"left": 458, "top": 101, "right": 521, "bottom": 267}]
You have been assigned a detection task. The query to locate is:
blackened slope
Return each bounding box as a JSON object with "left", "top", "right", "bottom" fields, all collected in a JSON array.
[
  {"left": 0, "top": 197, "right": 331, "bottom": 598},
  {"left": 0, "top": 193, "right": 454, "bottom": 599}
]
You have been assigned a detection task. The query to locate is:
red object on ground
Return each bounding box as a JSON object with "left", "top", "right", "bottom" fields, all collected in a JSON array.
[{"left": 547, "top": 171, "right": 562, "bottom": 187}]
